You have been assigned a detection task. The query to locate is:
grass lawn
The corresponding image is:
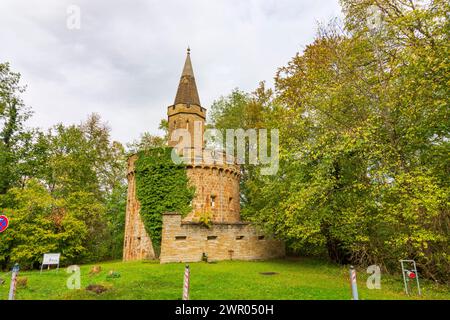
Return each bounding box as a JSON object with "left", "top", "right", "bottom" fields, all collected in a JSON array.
[{"left": 0, "top": 258, "right": 448, "bottom": 300}]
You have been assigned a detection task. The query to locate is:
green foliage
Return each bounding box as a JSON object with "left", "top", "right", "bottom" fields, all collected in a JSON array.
[
  {"left": 209, "top": 1, "right": 449, "bottom": 282},
  {"left": 104, "top": 183, "right": 127, "bottom": 260},
  {"left": 44, "top": 114, "right": 126, "bottom": 200},
  {"left": 193, "top": 210, "right": 213, "bottom": 228},
  {"left": 0, "top": 179, "right": 124, "bottom": 269},
  {"left": 0, "top": 108, "right": 127, "bottom": 268},
  {"left": 0, "top": 180, "right": 88, "bottom": 268},
  {"left": 0, "top": 142, "right": 13, "bottom": 193},
  {"left": 127, "top": 119, "right": 169, "bottom": 154},
  {"left": 0, "top": 0, "right": 447, "bottom": 284},
  {"left": 64, "top": 191, "right": 110, "bottom": 263},
  {"left": 135, "top": 147, "right": 195, "bottom": 255},
  {"left": 0, "top": 62, "right": 32, "bottom": 193},
  {"left": 209, "top": 89, "right": 252, "bottom": 129},
  {"left": 209, "top": 85, "right": 276, "bottom": 207}
]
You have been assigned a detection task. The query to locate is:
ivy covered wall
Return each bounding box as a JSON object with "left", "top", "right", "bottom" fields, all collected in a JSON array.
[{"left": 134, "top": 147, "right": 195, "bottom": 255}]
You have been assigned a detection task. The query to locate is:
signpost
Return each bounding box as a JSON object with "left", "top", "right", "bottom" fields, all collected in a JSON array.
[
  {"left": 8, "top": 263, "right": 19, "bottom": 300},
  {"left": 183, "top": 264, "right": 190, "bottom": 300},
  {"left": 349, "top": 265, "right": 359, "bottom": 300},
  {"left": 400, "top": 260, "right": 421, "bottom": 296},
  {"left": 0, "top": 215, "right": 9, "bottom": 233},
  {"left": 40, "top": 253, "right": 61, "bottom": 273}
]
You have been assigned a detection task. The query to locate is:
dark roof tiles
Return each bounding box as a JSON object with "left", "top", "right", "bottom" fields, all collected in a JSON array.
[{"left": 174, "top": 49, "right": 201, "bottom": 106}]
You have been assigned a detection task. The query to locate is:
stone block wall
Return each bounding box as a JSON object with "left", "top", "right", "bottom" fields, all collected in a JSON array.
[
  {"left": 168, "top": 104, "right": 206, "bottom": 150},
  {"left": 123, "top": 154, "right": 156, "bottom": 261},
  {"left": 160, "top": 213, "right": 285, "bottom": 263},
  {"left": 184, "top": 165, "right": 241, "bottom": 223}
]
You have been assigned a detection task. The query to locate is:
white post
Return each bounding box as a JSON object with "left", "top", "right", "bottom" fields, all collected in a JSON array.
[
  {"left": 8, "top": 263, "right": 19, "bottom": 300},
  {"left": 400, "top": 260, "right": 409, "bottom": 295},
  {"left": 349, "top": 265, "right": 359, "bottom": 300},
  {"left": 183, "top": 264, "right": 190, "bottom": 300},
  {"left": 412, "top": 261, "right": 422, "bottom": 296}
]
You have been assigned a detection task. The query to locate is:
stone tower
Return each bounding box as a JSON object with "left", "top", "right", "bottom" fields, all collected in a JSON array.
[
  {"left": 168, "top": 47, "right": 205, "bottom": 151},
  {"left": 167, "top": 49, "right": 241, "bottom": 223},
  {"left": 123, "top": 49, "right": 285, "bottom": 262}
]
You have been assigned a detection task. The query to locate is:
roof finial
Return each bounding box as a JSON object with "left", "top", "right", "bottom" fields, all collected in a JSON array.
[{"left": 174, "top": 46, "right": 200, "bottom": 105}]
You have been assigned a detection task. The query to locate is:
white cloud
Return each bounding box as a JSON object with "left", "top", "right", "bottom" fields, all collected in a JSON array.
[{"left": 0, "top": 0, "right": 342, "bottom": 144}]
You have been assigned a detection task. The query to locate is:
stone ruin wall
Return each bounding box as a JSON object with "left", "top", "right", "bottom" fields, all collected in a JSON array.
[
  {"left": 122, "top": 154, "right": 155, "bottom": 261},
  {"left": 184, "top": 162, "right": 241, "bottom": 223},
  {"left": 160, "top": 213, "right": 285, "bottom": 263},
  {"left": 123, "top": 153, "right": 286, "bottom": 263}
]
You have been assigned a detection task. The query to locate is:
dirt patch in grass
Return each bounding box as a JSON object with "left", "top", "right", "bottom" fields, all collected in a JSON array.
[
  {"left": 86, "top": 284, "right": 108, "bottom": 294},
  {"left": 260, "top": 272, "right": 279, "bottom": 276}
]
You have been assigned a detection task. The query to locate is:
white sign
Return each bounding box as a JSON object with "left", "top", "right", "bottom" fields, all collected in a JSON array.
[{"left": 42, "top": 253, "right": 60, "bottom": 265}]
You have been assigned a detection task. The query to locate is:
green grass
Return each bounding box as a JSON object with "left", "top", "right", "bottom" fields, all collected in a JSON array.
[{"left": 0, "top": 258, "right": 448, "bottom": 300}]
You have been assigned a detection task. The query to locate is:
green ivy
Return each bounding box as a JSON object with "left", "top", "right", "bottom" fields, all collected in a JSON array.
[{"left": 134, "top": 147, "right": 195, "bottom": 256}]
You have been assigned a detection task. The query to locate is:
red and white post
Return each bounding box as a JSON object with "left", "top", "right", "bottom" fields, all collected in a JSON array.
[
  {"left": 182, "top": 264, "right": 190, "bottom": 300},
  {"left": 349, "top": 265, "right": 359, "bottom": 300},
  {"left": 8, "top": 263, "right": 20, "bottom": 300}
]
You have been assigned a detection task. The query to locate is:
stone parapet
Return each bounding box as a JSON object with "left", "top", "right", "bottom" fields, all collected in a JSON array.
[
  {"left": 167, "top": 103, "right": 206, "bottom": 119},
  {"left": 160, "top": 213, "right": 285, "bottom": 263}
]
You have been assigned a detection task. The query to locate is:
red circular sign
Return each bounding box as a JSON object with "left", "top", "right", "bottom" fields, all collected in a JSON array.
[{"left": 0, "top": 215, "right": 9, "bottom": 233}]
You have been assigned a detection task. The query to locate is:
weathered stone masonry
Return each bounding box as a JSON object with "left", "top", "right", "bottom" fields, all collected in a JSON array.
[
  {"left": 160, "top": 213, "right": 285, "bottom": 263},
  {"left": 123, "top": 48, "right": 285, "bottom": 263},
  {"left": 123, "top": 154, "right": 155, "bottom": 261}
]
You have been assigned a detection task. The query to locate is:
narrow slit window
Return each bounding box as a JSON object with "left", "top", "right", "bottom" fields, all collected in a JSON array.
[
  {"left": 175, "top": 236, "right": 187, "bottom": 240},
  {"left": 236, "top": 236, "right": 244, "bottom": 240},
  {"left": 207, "top": 235, "right": 217, "bottom": 240},
  {"left": 210, "top": 195, "right": 216, "bottom": 208}
]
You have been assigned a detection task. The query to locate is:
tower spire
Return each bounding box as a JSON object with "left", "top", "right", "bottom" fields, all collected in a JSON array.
[{"left": 174, "top": 48, "right": 201, "bottom": 106}]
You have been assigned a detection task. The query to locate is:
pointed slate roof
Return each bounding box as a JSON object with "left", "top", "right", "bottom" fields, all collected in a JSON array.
[{"left": 174, "top": 48, "right": 201, "bottom": 106}]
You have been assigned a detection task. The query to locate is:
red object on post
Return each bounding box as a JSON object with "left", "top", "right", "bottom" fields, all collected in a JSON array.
[
  {"left": 0, "top": 215, "right": 9, "bottom": 233},
  {"left": 407, "top": 271, "right": 416, "bottom": 279}
]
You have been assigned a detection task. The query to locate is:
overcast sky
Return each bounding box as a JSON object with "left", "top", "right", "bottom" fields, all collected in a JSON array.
[{"left": 0, "top": 0, "right": 342, "bottom": 144}]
